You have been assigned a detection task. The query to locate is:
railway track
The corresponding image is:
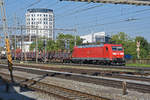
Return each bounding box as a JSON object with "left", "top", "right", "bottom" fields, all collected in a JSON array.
[
  {"left": 0, "top": 64, "right": 150, "bottom": 93},
  {"left": 0, "top": 63, "right": 150, "bottom": 82},
  {"left": 1, "top": 59, "right": 150, "bottom": 73},
  {"left": 0, "top": 72, "right": 109, "bottom": 100}
]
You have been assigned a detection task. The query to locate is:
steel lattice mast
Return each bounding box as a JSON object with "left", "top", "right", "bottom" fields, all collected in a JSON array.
[{"left": 0, "top": 0, "right": 13, "bottom": 82}]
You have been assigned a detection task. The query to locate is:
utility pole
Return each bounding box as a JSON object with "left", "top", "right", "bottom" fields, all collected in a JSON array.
[
  {"left": 14, "top": 13, "right": 17, "bottom": 60},
  {"left": 74, "top": 29, "right": 77, "bottom": 46},
  {"left": 36, "top": 26, "right": 38, "bottom": 63},
  {"left": 20, "top": 25, "right": 23, "bottom": 61},
  {"left": 74, "top": 31, "right": 76, "bottom": 46},
  {"left": 44, "top": 37, "right": 47, "bottom": 63},
  {"left": 0, "top": 0, "right": 14, "bottom": 82}
]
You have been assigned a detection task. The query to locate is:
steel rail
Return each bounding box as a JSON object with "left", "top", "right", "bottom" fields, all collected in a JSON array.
[
  {"left": 0, "top": 64, "right": 150, "bottom": 93},
  {"left": 0, "top": 72, "right": 110, "bottom": 100},
  {"left": 1, "top": 59, "right": 150, "bottom": 73}
]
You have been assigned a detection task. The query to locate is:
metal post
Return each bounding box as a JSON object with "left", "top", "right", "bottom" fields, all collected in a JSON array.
[
  {"left": 21, "top": 25, "right": 23, "bottom": 61},
  {"left": 14, "top": 14, "right": 17, "bottom": 60},
  {"left": 74, "top": 29, "right": 77, "bottom": 46},
  {"left": 122, "top": 81, "right": 127, "bottom": 95},
  {"left": 36, "top": 26, "right": 38, "bottom": 63},
  {"left": 44, "top": 39, "right": 47, "bottom": 63},
  {"left": 0, "top": 0, "right": 14, "bottom": 83}
]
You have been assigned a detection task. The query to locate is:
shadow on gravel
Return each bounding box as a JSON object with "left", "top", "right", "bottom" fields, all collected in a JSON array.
[
  {"left": 29, "top": 74, "right": 49, "bottom": 86},
  {"left": 0, "top": 77, "right": 36, "bottom": 100}
]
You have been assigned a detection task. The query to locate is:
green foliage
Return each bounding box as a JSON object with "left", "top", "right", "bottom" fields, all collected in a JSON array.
[
  {"left": 111, "top": 32, "right": 149, "bottom": 59},
  {"left": 47, "top": 40, "right": 58, "bottom": 51},
  {"left": 30, "top": 33, "right": 83, "bottom": 52},
  {"left": 30, "top": 39, "right": 44, "bottom": 51},
  {"left": 126, "top": 63, "right": 150, "bottom": 67},
  {"left": 56, "top": 33, "right": 82, "bottom": 51}
]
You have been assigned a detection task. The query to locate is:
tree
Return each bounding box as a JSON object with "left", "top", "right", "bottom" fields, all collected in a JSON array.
[
  {"left": 111, "top": 32, "right": 150, "bottom": 59},
  {"left": 30, "top": 39, "right": 44, "bottom": 51},
  {"left": 30, "top": 33, "right": 83, "bottom": 52},
  {"left": 46, "top": 39, "right": 58, "bottom": 51},
  {"left": 56, "top": 33, "right": 82, "bottom": 51}
]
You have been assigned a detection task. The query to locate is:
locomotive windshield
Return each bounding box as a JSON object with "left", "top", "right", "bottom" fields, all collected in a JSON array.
[{"left": 112, "top": 46, "right": 123, "bottom": 51}]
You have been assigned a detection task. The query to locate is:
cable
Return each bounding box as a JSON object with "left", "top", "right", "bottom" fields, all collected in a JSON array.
[
  {"left": 62, "top": 4, "right": 103, "bottom": 16},
  {"left": 45, "top": 0, "right": 60, "bottom": 8},
  {"left": 63, "top": 6, "right": 150, "bottom": 28},
  {"left": 56, "top": 2, "right": 90, "bottom": 19},
  {"left": 22, "top": 0, "right": 42, "bottom": 9},
  {"left": 77, "top": 15, "right": 150, "bottom": 30}
]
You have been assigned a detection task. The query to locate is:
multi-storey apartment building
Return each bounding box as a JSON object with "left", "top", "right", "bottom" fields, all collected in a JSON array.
[{"left": 26, "top": 8, "right": 54, "bottom": 40}]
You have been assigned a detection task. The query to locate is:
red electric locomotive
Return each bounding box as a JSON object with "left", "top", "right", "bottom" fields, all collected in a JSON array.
[{"left": 71, "top": 44, "right": 125, "bottom": 65}]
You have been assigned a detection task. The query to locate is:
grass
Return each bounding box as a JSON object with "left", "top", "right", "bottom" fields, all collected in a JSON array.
[{"left": 126, "top": 63, "right": 150, "bottom": 67}]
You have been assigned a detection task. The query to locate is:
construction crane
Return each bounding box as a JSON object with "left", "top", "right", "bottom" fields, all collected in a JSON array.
[{"left": 0, "top": 0, "right": 13, "bottom": 82}]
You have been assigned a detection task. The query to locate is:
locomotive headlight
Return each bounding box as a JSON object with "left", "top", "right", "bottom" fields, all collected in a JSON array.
[
  {"left": 112, "top": 53, "right": 117, "bottom": 55},
  {"left": 120, "top": 53, "right": 124, "bottom": 55}
]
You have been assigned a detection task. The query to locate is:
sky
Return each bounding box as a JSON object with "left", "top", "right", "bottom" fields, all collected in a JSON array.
[{"left": 2, "top": 0, "right": 150, "bottom": 42}]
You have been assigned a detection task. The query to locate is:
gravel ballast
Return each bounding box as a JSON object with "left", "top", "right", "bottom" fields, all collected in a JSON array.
[{"left": 0, "top": 68, "right": 150, "bottom": 100}]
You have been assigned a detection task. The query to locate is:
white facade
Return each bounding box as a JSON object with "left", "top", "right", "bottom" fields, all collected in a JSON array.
[
  {"left": 18, "top": 41, "right": 33, "bottom": 52},
  {"left": 80, "top": 32, "right": 106, "bottom": 43},
  {"left": 26, "top": 8, "right": 54, "bottom": 39}
]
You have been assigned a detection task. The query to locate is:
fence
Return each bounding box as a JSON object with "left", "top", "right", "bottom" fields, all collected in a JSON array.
[{"left": 126, "top": 59, "right": 150, "bottom": 64}]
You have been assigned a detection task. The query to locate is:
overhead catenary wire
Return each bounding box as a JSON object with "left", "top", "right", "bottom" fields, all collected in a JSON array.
[
  {"left": 58, "top": 4, "right": 103, "bottom": 17},
  {"left": 56, "top": 2, "right": 90, "bottom": 19},
  {"left": 77, "top": 15, "right": 150, "bottom": 29},
  {"left": 4, "top": 0, "right": 150, "bottom": 42},
  {"left": 22, "top": 0, "right": 42, "bottom": 9},
  {"left": 45, "top": 0, "right": 60, "bottom": 8},
  {"left": 106, "top": 22, "right": 150, "bottom": 34},
  {"left": 61, "top": 6, "right": 150, "bottom": 28}
]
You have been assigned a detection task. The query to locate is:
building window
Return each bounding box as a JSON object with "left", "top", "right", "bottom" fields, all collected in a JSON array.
[
  {"left": 49, "top": 22, "right": 52, "bottom": 25},
  {"left": 49, "top": 18, "right": 52, "bottom": 21},
  {"left": 49, "top": 15, "right": 52, "bottom": 18}
]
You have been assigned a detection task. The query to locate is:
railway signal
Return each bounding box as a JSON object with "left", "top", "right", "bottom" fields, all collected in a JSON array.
[
  {"left": 0, "top": 0, "right": 14, "bottom": 82},
  {"left": 136, "top": 41, "right": 140, "bottom": 59}
]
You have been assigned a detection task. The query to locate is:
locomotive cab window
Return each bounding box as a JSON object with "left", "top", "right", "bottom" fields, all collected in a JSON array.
[
  {"left": 106, "top": 47, "right": 108, "bottom": 51},
  {"left": 112, "top": 46, "right": 123, "bottom": 51}
]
